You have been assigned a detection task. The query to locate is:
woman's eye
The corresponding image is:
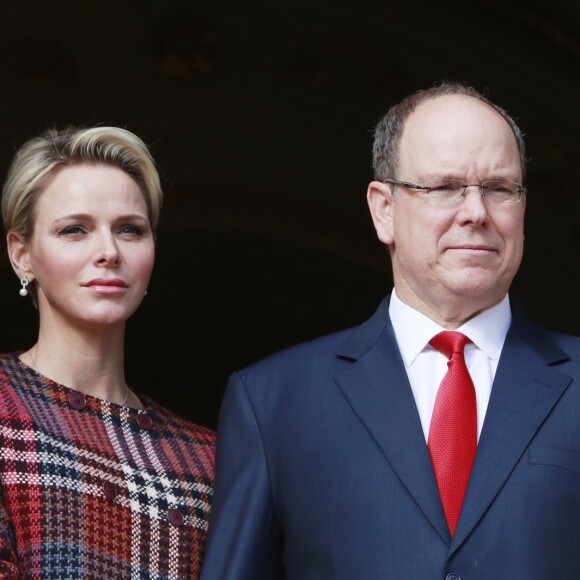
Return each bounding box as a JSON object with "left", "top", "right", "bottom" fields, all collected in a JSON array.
[
  {"left": 118, "top": 224, "right": 144, "bottom": 236},
  {"left": 58, "top": 225, "right": 86, "bottom": 236}
]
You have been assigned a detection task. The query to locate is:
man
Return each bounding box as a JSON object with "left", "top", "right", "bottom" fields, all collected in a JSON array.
[{"left": 200, "top": 83, "right": 580, "bottom": 579}]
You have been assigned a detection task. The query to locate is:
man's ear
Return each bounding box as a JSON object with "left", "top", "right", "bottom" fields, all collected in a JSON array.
[
  {"left": 367, "top": 180, "right": 395, "bottom": 246},
  {"left": 7, "top": 231, "right": 34, "bottom": 282}
]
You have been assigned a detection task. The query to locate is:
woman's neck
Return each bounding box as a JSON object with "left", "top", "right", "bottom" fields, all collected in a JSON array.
[{"left": 23, "top": 320, "right": 141, "bottom": 408}]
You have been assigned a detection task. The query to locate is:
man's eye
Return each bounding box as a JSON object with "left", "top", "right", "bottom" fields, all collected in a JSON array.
[
  {"left": 486, "top": 183, "right": 511, "bottom": 194},
  {"left": 429, "top": 182, "right": 460, "bottom": 193}
]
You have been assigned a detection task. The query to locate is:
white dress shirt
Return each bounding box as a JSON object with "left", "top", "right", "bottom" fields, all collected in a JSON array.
[{"left": 388, "top": 289, "right": 512, "bottom": 441}]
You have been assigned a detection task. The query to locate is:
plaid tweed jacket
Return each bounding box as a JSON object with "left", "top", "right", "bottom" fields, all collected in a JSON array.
[{"left": 0, "top": 353, "right": 215, "bottom": 579}]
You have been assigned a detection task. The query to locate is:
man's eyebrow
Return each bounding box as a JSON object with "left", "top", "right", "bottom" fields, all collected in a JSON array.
[{"left": 418, "top": 173, "right": 462, "bottom": 182}]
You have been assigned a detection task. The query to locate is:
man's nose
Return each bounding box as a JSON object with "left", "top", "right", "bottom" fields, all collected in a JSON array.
[{"left": 457, "top": 185, "right": 489, "bottom": 223}]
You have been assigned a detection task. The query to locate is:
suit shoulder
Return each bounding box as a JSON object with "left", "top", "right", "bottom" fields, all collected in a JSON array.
[
  {"left": 238, "top": 325, "right": 359, "bottom": 378},
  {"left": 237, "top": 298, "right": 390, "bottom": 377},
  {"left": 512, "top": 312, "right": 580, "bottom": 367},
  {"left": 230, "top": 298, "right": 390, "bottom": 392},
  {"left": 543, "top": 329, "right": 580, "bottom": 354}
]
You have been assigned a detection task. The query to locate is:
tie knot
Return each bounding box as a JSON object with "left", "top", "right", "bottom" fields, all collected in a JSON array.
[{"left": 430, "top": 331, "right": 471, "bottom": 359}]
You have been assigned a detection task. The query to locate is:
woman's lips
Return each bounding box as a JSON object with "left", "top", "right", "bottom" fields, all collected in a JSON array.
[{"left": 84, "top": 278, "right": 128, "bottom": 293}]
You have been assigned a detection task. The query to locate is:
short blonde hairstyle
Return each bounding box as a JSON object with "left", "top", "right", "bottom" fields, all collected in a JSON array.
[{"left": 2, "top": 126, "right": 163, "bottom": 238}]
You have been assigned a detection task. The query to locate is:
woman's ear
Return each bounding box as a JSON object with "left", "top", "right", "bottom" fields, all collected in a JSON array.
[
  {"left": 367, "top": 180, "right": 395, "bottom": 246},
  {"left": 7, "top": 231, "right": 34, "bottom": 282}
]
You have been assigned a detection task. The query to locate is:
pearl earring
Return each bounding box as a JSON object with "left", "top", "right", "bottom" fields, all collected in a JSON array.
[{"left": 19, "top": 277, "right": 29, "bottom": 297}]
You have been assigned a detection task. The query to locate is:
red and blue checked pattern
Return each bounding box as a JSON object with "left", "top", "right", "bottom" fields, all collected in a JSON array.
[{"left": 0, "top": 354, "right": 215, "bottom": 579}]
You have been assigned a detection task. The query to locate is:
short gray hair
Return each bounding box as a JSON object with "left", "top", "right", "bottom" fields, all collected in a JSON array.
[{"left": 372, "top": 82, "right": 526, "bottom": 183}]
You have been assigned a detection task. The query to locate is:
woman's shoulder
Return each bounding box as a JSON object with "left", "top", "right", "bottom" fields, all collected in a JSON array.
[
  {"left": 139, "top": 396, "right": 216, "bottom": 478},
  {"left": 143, "top": 395, "right": 216, "bottom": 442},
  {"left": 0, "top": 351, "right": 20, "bottom": 365},
  {"left": 0, "top": 352, "right": 24, "bottom": 381}
]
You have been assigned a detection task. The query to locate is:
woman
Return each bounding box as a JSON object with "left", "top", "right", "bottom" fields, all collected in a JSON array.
[{"left": 0, "top": 126, "right": 215, "bottom": 578}]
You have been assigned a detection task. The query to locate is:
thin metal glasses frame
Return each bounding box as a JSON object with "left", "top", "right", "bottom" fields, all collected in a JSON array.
[{"left": 382, "top": 178, "right": 526, "bottom": 203}]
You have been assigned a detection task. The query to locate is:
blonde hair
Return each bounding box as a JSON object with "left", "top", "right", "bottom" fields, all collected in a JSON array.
[{"left": 2, "top": 126, "right": 163, "bottom": 238}]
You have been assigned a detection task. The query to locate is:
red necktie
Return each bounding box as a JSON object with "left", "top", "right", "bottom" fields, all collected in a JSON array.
[{"left": 428, "top": 331, "right": 477, "bottom": 536}]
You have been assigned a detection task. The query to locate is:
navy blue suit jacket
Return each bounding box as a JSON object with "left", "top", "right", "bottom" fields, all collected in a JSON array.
[{"left": 201, "top": 298, "right": 580, "bottom": 579}]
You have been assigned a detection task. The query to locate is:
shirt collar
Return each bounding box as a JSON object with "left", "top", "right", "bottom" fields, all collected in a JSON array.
[{"left": 388, "top": 289, "right": 512, "bottom": 367}]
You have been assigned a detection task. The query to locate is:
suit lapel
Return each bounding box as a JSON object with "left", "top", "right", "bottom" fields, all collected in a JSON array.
[
  {"left": 450, "top": 310, "right": 572, "bottom": 551},
  {"left": 334, "top": 300, "right": 574, "bottom": 550},
  {"left": 334, "top": 299, "right": 450, "bottom": 542}
]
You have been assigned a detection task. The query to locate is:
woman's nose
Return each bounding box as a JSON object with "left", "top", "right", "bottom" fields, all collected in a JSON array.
[{"left": 95, "top": 233, "right": 121, "bottom": 266}]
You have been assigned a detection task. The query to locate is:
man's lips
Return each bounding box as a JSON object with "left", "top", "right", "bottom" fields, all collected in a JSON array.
[{"left": 447, "top": 244, "right": 497, "bottom": 252}]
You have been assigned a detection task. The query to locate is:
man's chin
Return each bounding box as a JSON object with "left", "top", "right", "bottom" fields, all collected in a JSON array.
[{"left": 442, "top": 269, "right": 508, "bottom": 296}]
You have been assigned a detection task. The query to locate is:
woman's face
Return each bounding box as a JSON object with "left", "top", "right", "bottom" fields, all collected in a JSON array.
[{"left": 19, "top": 163, "right": 155, "bottom": 330}]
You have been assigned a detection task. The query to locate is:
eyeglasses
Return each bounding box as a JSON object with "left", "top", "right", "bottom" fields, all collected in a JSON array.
[{"left": 383, "top": 178, "right": 526, "bottom": 206}]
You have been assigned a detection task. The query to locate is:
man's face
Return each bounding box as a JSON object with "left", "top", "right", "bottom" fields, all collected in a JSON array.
[{"left": 375, "top": 95, "right": 525, "bottom": 325}]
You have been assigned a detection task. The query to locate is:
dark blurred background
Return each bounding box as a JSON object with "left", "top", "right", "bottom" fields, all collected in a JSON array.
[{"left": 1, "top": 0, "right": 579, "bottom": 429}]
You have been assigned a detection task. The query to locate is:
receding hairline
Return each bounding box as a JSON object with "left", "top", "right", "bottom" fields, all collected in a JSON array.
[
  {"left": 401, "top": 93, "right": 521, "bottom": 148},
  {"left": 407, "top": 92, "right": 516, "bottom": 120},
  {"left": 372, "top": 82, "right": 527, "bottom": 183}
]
